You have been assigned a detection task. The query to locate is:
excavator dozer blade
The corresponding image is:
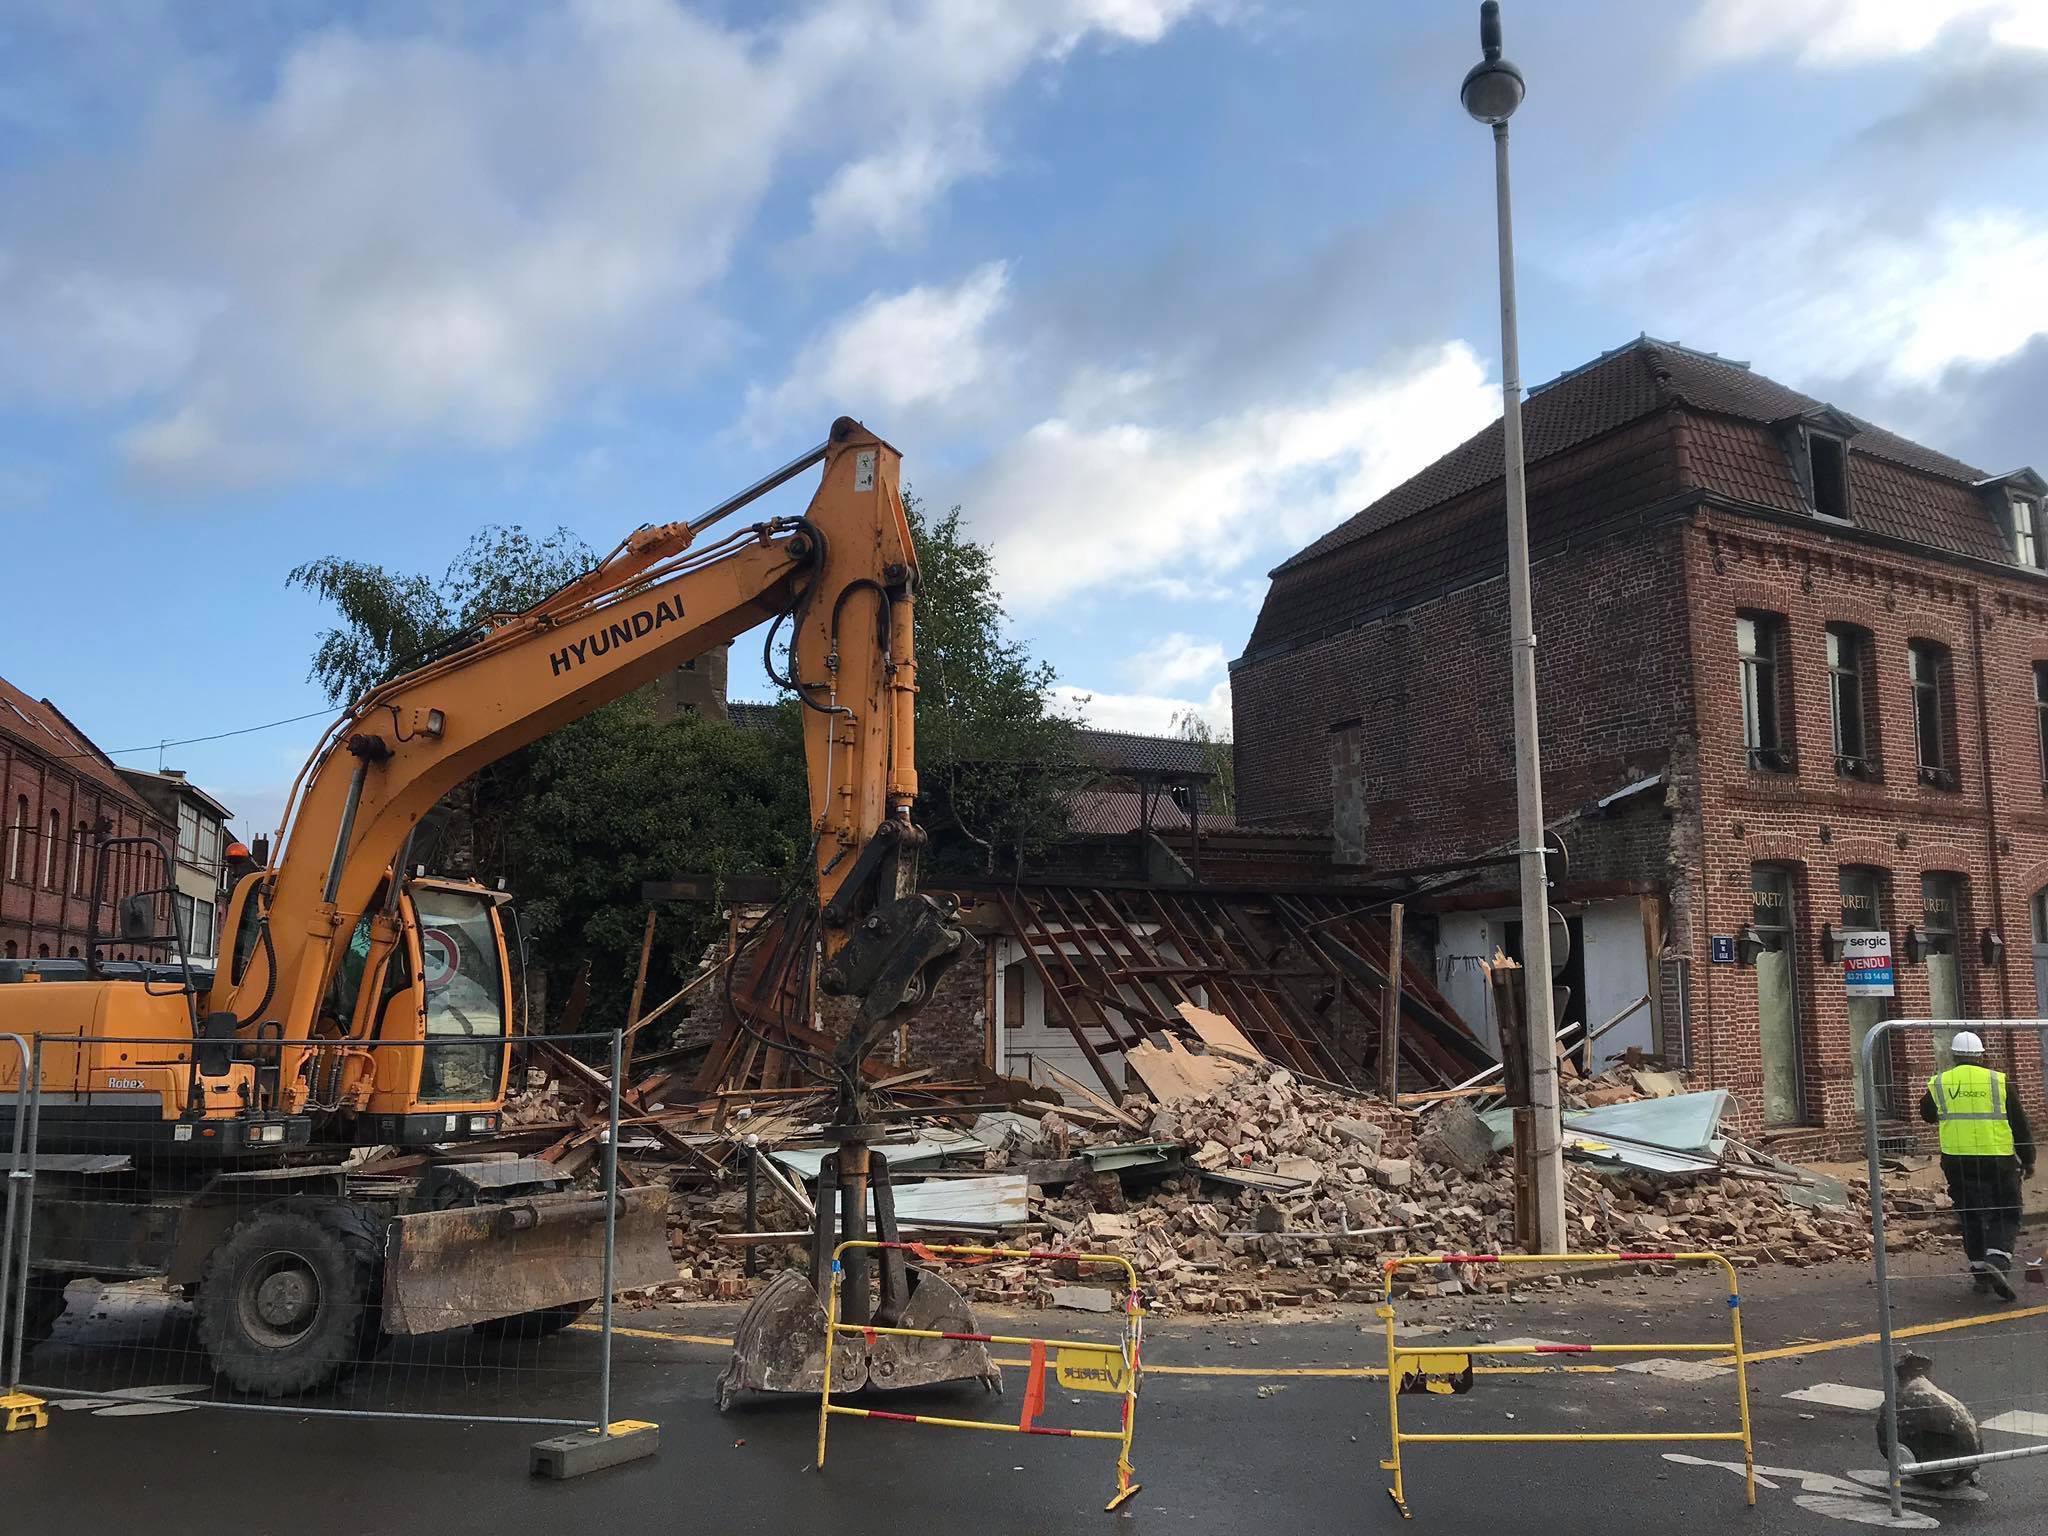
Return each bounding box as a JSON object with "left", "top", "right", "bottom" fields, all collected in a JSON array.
[
  {"left": 382, "top": 1185, "right": 672, "bottom": 1335},
  {"left": 718, "top": 1269, "right": 867, "bottom": 1410},
  {"left": 867, "top": 1268, "right": 1003, "bottom": 1394}
]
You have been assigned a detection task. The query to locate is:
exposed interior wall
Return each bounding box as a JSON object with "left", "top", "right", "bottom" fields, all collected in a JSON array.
[{"left": 1431, "top": 896, "right": 1656, "bottom": 1074}]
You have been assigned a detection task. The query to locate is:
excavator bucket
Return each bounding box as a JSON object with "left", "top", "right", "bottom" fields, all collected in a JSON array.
[
  {"left": 717, "top": 1265, "right": 1000, "bottom": 1410},
  {"left": 867, "top": 1266, "right": 1001, "bottom": 1393}
]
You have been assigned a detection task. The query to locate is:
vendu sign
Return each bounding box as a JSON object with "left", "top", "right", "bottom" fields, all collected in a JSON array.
[{"left": 1843, "top": 930, "right": 1895, "bottom": 997}]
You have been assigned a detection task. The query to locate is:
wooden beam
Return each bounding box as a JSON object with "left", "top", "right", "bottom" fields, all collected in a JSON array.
[
  {"left": 1378, "top": 902, "right": 1404, "bottom": 1100},
  {"left": 624, "top": 908, "right": 657, "bottom": 1034}
]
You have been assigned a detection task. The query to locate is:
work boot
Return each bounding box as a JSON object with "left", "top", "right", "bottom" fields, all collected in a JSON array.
[{"left": 1986, "top": 1251, "right": 2018, "bottom": 1302}]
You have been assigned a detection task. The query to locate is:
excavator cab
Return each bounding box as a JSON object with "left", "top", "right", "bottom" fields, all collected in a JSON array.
[
  {"left": 253, "top": 871, "right": 521, "bottom": 1144},
  {"left": 326, "top": 877, "right": 514, "bottom": 1141}
]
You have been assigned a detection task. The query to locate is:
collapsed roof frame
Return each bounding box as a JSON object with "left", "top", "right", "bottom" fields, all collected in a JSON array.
[{"left": 981, "top": 880, "right": 1493, "bottom": 1098}]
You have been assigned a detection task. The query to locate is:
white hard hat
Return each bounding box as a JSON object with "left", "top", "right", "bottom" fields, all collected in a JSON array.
[{"left": 1950, "top": 1031, "right": 1985, "bottom": 1056}]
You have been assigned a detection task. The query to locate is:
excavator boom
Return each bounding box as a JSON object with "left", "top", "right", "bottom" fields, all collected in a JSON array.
[
  {"left": 0, "top": 418, "right": 981, "bottom": 1395},
  {"left": 201, "top": 415, "right": 958, "bottom": 1123}
]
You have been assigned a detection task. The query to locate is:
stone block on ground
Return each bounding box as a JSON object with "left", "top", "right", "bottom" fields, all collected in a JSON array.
[
  {"left": 1415, "top": 1102, "right": 1497, "bottom": 1176},
  {"left": 1051, "top": 1285, "right": 1117, "bottom": 1312},
  {"left": 1332, "top": 1118, "right": 1385, "bottom": 1155},
  {"left": 1372, "top": 1158, "right": 1413, "bottom": 1190}
]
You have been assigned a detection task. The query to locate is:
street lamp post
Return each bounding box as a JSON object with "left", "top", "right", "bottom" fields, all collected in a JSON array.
[{"left": 1462, "top": 0, "right": 1566, "bottom": 1253}]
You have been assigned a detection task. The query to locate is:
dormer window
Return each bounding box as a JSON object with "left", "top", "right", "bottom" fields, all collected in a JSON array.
[
  {"left": 2012, "top": 494, "right": 2042, "bottom": 569},
  {"left": 1776, "top": 408, "right": 1859, "bottom": 524},
  {"left": 1808, "top": 431, "right": 1850, "bottom": 521},
  {"left": 1975, "top": 469, "right": 2047, "bottom": 570}
]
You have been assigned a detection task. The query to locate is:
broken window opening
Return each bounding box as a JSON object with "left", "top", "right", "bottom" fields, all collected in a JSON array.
[
  {"left": 1808, "top": 432, "right": 1851, "bottom": 521},
  {"left": 1737, "top": 611, "right": 1791, "bottom": 771},
  {"left": 1909, "top": 640, "right": 1956, "bottom": 787},
  {"left": 1826, "top": 622, "right": 1877, "bottom": 779}
]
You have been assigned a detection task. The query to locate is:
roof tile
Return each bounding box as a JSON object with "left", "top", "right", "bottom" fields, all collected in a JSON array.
[
  {"left": 0, "top": 674, "right": 150, "bottom": 812},
  {"left": 1253, "top": 337, "right": 2022, "bottom": 659}
]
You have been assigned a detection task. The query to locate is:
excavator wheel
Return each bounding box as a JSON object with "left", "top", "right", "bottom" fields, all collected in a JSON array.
[{"left": 194, "top": 1202, "right": 382, "bottom": 1398}]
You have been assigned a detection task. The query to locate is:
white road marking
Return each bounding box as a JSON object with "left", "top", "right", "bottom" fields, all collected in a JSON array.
[
  {"left": 1979, "top": 1408, "right": 2048, "bottom": 1438},
  {"left": 1615, "top": 1358, "right": 1729, "bottom": 1382},
  {"left": 1844, "top": 1471, "right": 1987, "bottom": 1503},
  {"left": 1665, "top": 1454, "right": 1981, "bottom": 1529},
  {"left": 1786, "top": 1384, "right": 1888, "bottom": 1411},
  {"left": 46, "top": 1384, "right": 210, "bottom": 1418},
  {"left": 1791, "top": 1494, "right": 1937, "bottom": 1528}
]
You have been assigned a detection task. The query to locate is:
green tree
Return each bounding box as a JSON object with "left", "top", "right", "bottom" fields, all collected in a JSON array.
[
  {"left": 478, "top": 695, "right": 808, "bottom": 1030},
  {"left": 288, "top": 525, "right": 594, "bottom": 705},
  {"left": 290, "top": 524, "right": 808, "bottom": 1028},
  {"left": 905, "top": 495, "right": 1085, "bottom": 874},
  {"left": 1170, "top": 707, "right": 1235, "bottom": 819}
]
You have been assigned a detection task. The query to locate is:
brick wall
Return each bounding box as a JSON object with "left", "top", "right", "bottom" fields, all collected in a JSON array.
[
  {"left": 1235, "top": 520, "right": 1698, "bottom": 865},
  {"left": 1680, "top": 512, "right": 2048, "bottom": 1146},
  {"left": 1, "top": 735, "right": 171, "bottom": 962},
  {"left": 1236, "top": 496, "right": 2048, "bottom": 1150},
  {"left": 818, "top": 941, "right": 991, "bottom": 1082}
]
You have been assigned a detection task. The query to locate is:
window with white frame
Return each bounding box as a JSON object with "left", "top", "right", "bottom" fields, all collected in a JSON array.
[
  {"left": 2013, "top": 495, "right": 2043, "bottom": 570},
  {"left": 6, "top": 795, "right": 25, "bottom": 883}
]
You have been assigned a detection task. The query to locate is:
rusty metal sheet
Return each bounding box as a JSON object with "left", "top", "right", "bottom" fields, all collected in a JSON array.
[{"left": 380, "top": 1185, "right": 671, "bottom": 1335}]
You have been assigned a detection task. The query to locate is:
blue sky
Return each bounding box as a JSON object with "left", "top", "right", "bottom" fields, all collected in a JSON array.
[{"left": 4, "top": 0, "right": 2048, "bottom": 841}]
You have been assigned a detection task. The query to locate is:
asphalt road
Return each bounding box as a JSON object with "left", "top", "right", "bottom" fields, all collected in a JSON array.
[{"left": 6, "top": 1260, "right": 2046, "bottom": 1534}]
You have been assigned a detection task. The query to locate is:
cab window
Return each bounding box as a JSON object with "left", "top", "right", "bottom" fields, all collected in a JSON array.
[
  {"left": 413, "top": 886, "right": 507, "bottom": 1103},
  {"left": 324, "top": 914, "right": 374, "bottom": 1028},
  {"left": 230, "top": 881, "right": 266, "bottom": 986}
]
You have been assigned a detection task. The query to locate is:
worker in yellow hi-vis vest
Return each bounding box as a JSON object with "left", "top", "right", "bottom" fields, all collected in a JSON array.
[{"left": 1918, "top": 1032, "right": 2036, "bottom": 1301}]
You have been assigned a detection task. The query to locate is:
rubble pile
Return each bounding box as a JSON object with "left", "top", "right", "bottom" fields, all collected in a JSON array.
[
  {"left": 974, "top": 1062, "right": 1876, "bottom": 1312},
  {"left": 505, "top": 1021, "right": 1915, "bottom": 1314},
  {"left": 500, "top": 1066, "right": 576, "bottom": 1129}
]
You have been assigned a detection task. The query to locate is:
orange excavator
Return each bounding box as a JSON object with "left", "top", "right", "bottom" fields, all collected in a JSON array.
[{"left": 0, "top": 418, "right": 984, "bottom": 1398}]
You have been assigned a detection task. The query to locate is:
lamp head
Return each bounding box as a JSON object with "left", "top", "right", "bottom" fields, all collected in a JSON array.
[{"left": 1462, "top": 2, "right": 1525, "bottom": 125}]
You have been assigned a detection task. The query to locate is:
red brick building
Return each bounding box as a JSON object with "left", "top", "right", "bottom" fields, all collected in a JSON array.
[
  {"left": 1233, "top": 337, "right": 2048, "bottom": 1149},
  {"left": 0, "top": 674, "right": 173, "bottom": 965}
]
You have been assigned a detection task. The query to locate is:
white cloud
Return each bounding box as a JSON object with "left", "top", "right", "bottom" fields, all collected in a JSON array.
[
  {"left": 807, "top": 134, "right": 996, "bottom": 251},
  {"left": 964, "top": 342, "right": 1497, "bottom": 609},
  {"left": 1688, "top": 0, "right": 2048, "bottom": 66},
  {"left": 1125, "top": 631, "right": 1225, "bottom": 689},
  {"left": 742, "top": 261, "right": 1011, "bottom": 439},
  {"left": 0, "top": 1, "right": 1215, "bottom": 489},
  {"left": 1052, "top": 677, "right": 1230, "bottom": 735},
  {"left": 794, "top": 0, "right": 1219, "bottom": 250},
  {"left": 1574, "top": 204, "right": 2048, "bottom": 390}
]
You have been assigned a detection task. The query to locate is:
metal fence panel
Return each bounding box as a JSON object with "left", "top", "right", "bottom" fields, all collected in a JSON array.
[
  {"left": 1862, "top": 1017, "right": 2048, "bottom": 1516},
  {"left": 2, "top": 1031, "right": 44, "bottom": 1409},
  {"left": 12, "top": 1029, "right": 649, "bottom": 1444}
]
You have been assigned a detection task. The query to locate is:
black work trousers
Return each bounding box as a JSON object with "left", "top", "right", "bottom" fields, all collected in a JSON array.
[{"left": 1941, "top": 1154, "right": 2023, "bottom": 1265}]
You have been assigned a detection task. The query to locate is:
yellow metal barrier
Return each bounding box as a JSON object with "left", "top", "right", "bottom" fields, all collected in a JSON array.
[
  {"left": 816, "top": 1241, "right": 1145, "bottom": 1511},
  {"left": 1380, "top": 1250, "right": 1755, "bottom": 1517}
]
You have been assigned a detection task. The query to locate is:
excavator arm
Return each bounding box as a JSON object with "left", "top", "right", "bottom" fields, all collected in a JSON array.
[{"left": 211, "top": 417, "right": 964, "bottom": 1110}]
